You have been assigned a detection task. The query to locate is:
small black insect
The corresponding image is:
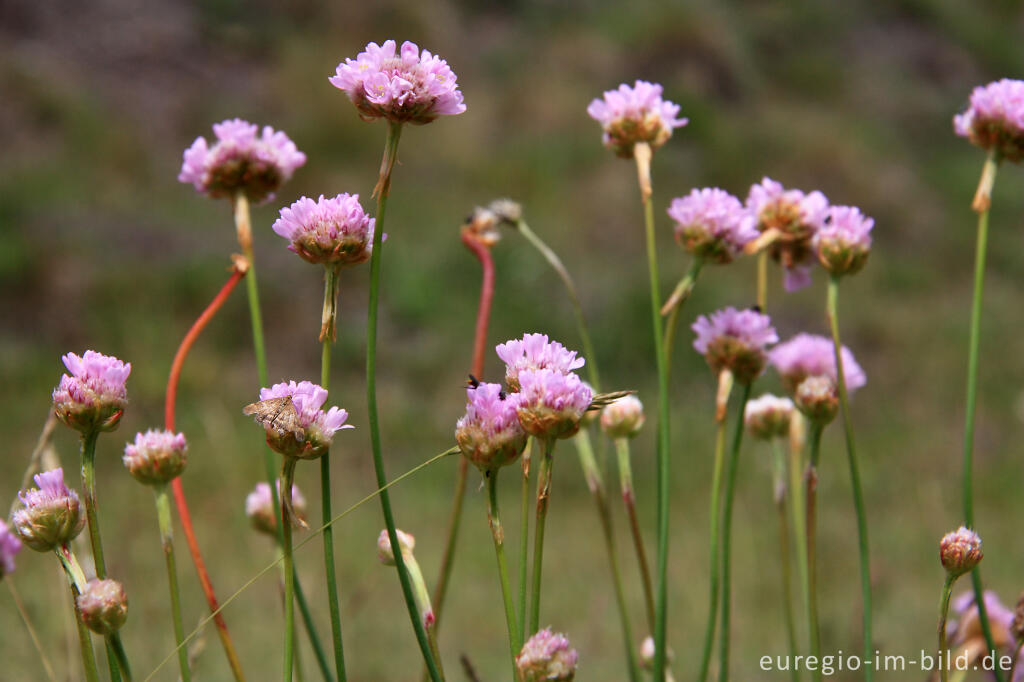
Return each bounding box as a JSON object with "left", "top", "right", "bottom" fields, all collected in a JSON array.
[
  {"left": 498, "top": 390, "right": 507, "bottom": 401},
  {"left": 466, "top": 374, "right": 481, "bottom": 389},
  {"left": 750, "top": 304, "right": 762, "bottom": 313}
]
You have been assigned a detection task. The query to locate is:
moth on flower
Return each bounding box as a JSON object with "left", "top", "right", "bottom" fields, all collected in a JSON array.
[{"left": 243, "top": 381, "right": 352, "bottom": 460}]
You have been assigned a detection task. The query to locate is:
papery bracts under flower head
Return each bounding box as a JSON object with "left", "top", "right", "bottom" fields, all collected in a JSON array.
[{"left": 78, "top": 578, "right": 129, "bottom": 635}]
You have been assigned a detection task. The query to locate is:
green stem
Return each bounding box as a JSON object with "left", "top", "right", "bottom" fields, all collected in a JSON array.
[
  {"left": 486, "top": 471, "right": 521, "bottom": 674},
  {"left": 826, "top": 276, "right": 873, "bottom": 679},
  {"left": 805, "top": 423, "right": 824, "bottom": 682},
  {"left": 281, "top": 457, "right": 298, "bottom": 682},
  {"left": 697, "top": 397, "right": 730, "bottom": 682},
  {"left": 770, "top": 440, "right": 800, "bottom": 682},
  {"left": 663, "top": 260, "right": 704, "bottom": 376},
  {"left": 717, "top": 383, "right": 752, "bottom": 682},
  {"left": 155, "top": 485, "right": 191, "bottom": 682},
  {"left": 757, "top": 251, "right": 768, "bottom": 311},
  {"left": 528, "top": 438, "right": 556, "bottom": 636},
  {"left": 295, "top": 571, "right": 332, "bottom": 682},
  {"left": 788, "top": 418, "right": 810, "bottom": 636},
  {"left": 518, "top": 439, "right": 533, "bottom": 645},
  {"left": 961, "top": 151, "right": 1003, "bottom": 682},
  {"left": 938, "top": 574, "right": 955, "bottom": 682},
  {"left": 366, "top": 120, "right": 443, "bottom": 682},
  {"left": 615, "top": 437, "right": 656, "bottom": 634}
]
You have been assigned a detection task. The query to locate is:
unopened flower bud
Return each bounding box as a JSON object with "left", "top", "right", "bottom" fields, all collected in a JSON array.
[
  {"left": 745, "top": 394, "right": 795, "bottom": 440},
  {"left": 52, "top": 350, "right": 131, "bottom": 434},
  {"left": 940, "top": 527, "right": 983, "bottom": 578},
  {"left": 13, "top": 468, "right": 85, "bottom": 552},
  {"left": 77, "top": 579, "right": 128, "bottom": 635},
  {"left": 0, "top": 520, "right": 22, "bottom": 579},
  {"left": 245, "top": 481, "right": 307, "bottom": 536},
  {"left": 794, "top": 375, "right": 839, "bottom": 424},
  {"left": 123, "top": 430, "right": 188, "bottom": 485},
  {"left": 640, "top": 636, "right": 675, "bottom": 670},
  {"left": 488, "top": 198, "right": 523, "bottom": 225},
  {"left": 456, "top": 382, "right": 527, "bottom": 473},
  {"left": 600, "top": 395, "right": 645, "bottom": 439},
  {"left": 377, "top": 529, "right": 415, "bottom": 566},
  {"left": 516, "top": 628, "right": 578, "bottom": 681}
]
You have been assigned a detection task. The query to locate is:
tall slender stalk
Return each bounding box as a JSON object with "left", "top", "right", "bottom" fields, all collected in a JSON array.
[
  {"left": 788, "top": 415, "right": 810, "bottom": 642},
  {"left": 7, "top": 580, "right": 59, "bottom": 682},
  {"left": 961, "top": 150, "right": 1003, "bottom": 681},
  {"left": 615, "top": 437, "right": 655, "bottom": 634},
  {"left": 281, "top": 457, "right": 298, "bottom": 682},
  {"left": 518, "top": 439, "right": 533, "bottom": 644},
  {"left": 770, "top": 439, "right": 800, "bottom": 682},
  {"left": 826, "top": 276, "right": 873, "bottom": 678},
  {"left": 805, "top": 423, "right": 824, "bottom": 682},
  {"left": 154, "top": 484, "right": 191, "bottom": 682},
  {"left": 365, "top": 120, "right": 444, "bottom": 682},
  {"left": 756, "top": 251, "right": 768, "bottom": 311},
  {"left": 717, "top": 383, "right": 752, "bottom": 682},
  {"left": 528, "top": 438, "right": 556, "bottom": 636},
  {"left": 937, "top": 575, "right": 955, "bottom": 682},
  {"left": 59, "top": 545, "right": 100, "bottom": 682},
  {"left": 486, "top": 471, "right": 521, "bottom": 674}
]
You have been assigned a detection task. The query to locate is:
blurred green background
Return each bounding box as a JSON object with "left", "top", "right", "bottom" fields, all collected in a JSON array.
[{"left": 3, "top": 0, "right": 1024, "bottom": 679}]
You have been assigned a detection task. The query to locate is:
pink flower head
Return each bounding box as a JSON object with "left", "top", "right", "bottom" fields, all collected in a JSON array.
[
  {"left": 456, "top": 382, "right": 527, "bottom": 473},
  {"left": 256, "top": 381, "right": 354, "bottom": 459},
  {"left": 495, "top": 333, "right": 585, "bottom": 391},
  {"left": 954, "top": 79, "right": 1024, "bottom": 162},
  {"left": 516, "top": 628, "right": 579, "bottom": 681},
  {"left": 587, "top": 80, "right": 688, "bottom": 157},
  {"left": 949, "top": 590, "right": 1015, "bottom": 652},
  {"left": 769, "top": 333, "right": 866, "bottom": 395},
  {"left": 745, "top": 178, "right": 830, "bottom": 291},
  {"left": 667, "top": 188, "right": 758, "bottom": 264},
  {"left": 744, "top": 394, "right": 795, "bottom": 440},
  {"left": 940, "top": 526, "right": 983, "bottom": 578},
  {"left": 273, "top": 193, "right": 377, "bottom": 268},
  {"left": 77, "top": 578, "right": 128, "bottom": 635},
  {"left": 0, "top": 520, "right": 22, "bottom": 578},
  {"left": 178, "top": 118, "right": 306, "bottom": 204},
  {"left": 13, "top": 468, "right": 86, "bottom": 552},
  {"left": 245, "top": 480, "right": 307, "bottom": 536},
  {"left": 329, "top": 40, "right": 466, "bottom": 125},
  {"left": 53, "top": 350, "right": 131, "bottom": 433},
  {"left": 813, "top": 205, "right": 874, "bottom": 277},
  {"left": 692, "top": 307, "right": 778, "bottom": 384},
  {"left": 123, "top": 430, "right": 188, "bottom": 485},
  {"left": 514, "top": 368, "right": 593, "bottom": 441}
]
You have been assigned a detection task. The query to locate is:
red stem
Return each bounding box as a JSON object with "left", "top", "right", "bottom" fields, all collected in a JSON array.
[{"left": 165, "top": 267, "right": 248, "bottom": 681}]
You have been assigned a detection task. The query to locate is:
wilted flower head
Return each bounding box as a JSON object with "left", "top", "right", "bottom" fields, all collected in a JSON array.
[
  {"left": 462, "top": 206, "right": 501, "bottom": 246},
  {"left": 744, "top": 394, "right": 795, "bottom": 440},
  {"left": 941, "top": 527, "right": 983, "bottom": 578},
  {"left": 245, "top": 480, "right": 307, "bottom": 537},
  {"left": 77, "top": 579, "right": 128, "bottom": 635},
  {"left": 13, "top": 468, "right": 85, "bottom": 552},
  {"left": 745, "top": 178, "right": 830, "bottom": 291},
  {"left": 496, "top": 334, "right": 585, "bottom": 391},
  {"left": 53, "top": 350, "right": 131, "bottom": 433},
  {"left": 123, "top": 430, "right": 188, "bottom": 485},
  {"left": 793, "top": 375, "right": 839, "bottom": 424},
  {"left": 329, "top": 40, "right": 466, "bottom": 125},
  {"left": 377, "top": 528, "right": 416, "bottom": 566},
  {"left": 587, "top": 80, "right": 688, "bottom": 157},
  {"left": 692, "top": 307, "right": 778, "bottom": 384},
  {"left": 178, "top": 119, "right": 306, "bottom": 204},
  {"left": 514, "top": 369, "right": 593, "bottom": 441},
  {"left": 954, "top": 79, "right": 1024, "bottom": 162},
  {"left": 273, "top": 193, "right": 376, "bottom": 268},
  {"left": 0, "top": 520, "right": 22, "bottom": 579},
  {"left": 253, "top": 381, "right": 354, "bottom": 460},
  {"left": 769, "top": 333, "right": 866, "bottom": 395},
  {"left": 814, "top": 205, "right": 874, "bottom": 277},
  {"left": 456, "top": 382, "right": 527, "bottom": 473},
  {"left": 667, "top": 188, "right": 758, "bottom": 264},
  {"left": 517, "top": 628, "right": 578, "bottom": 681},
  {"left": 600, "top": 395, "right": 645, "bottom": 440}
]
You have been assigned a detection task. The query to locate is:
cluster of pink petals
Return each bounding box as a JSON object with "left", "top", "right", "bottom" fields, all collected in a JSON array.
[
  {"left": 125, "top": 429, "right": 187, "bottom": 459},
  {"left": 259, "top": 381, "right": 353, "bottom": 438},
  {"left": 692, "top": 307, "right": 778, "bottom": 356},
  {"left": 245, "top": 480, "right": 307, "bottom": 518},
  {"left": 516, "top": 628, "right": 579, "bottom": 681},
  {"left": 53, "top": 350, "right": 131, "bottom": 407},
  {"left": 329, "top": 40, "right": 466, "bottom": 124},
  {"left": 179, "top": 119, "right": 306, "bottom": 203},
  {"left": 814, "top": 205, "right": 874, "bottom": 276},
  {"left": 0, "top": 520, "right": 21, "bottom": 577},
  {"left": 123, "top": 429, "right": 188, "bottom": 485},
  {"left": 496, "top": 333, "right": 585, "bottom": 390},
  {"left": 954, "top": 79, "right": 1024, "bottom": 161},
  {"left": 13, "top": 468, "right": 85, "bottom": 552},
  {"left": 769, "top": 333, "right": 866, "bottom": 394},
  {"left": 745, "top": 178, "right": 830, "bottom": 291},
  {"left": 667, "top": 188, "right": 759, "bottom": 263},
  {"left": 587, "top": 80, "right": 688, "bottom": 156},
  {"left": 516, "top": 368, "right": 593, "bottom": 416},
  {"left": 17, "top": 468, "right": 79, "bottom": 511},
  {"left": 273, "top": 193, "right": 376, "bottom": 268},
  {"left": 457, "top": 382, "right": 522, "bottom": 440}
]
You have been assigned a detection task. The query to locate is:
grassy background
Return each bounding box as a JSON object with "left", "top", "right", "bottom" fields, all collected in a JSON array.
[{"left": 3, "top": 0, "right": 1024, "bottom": 679}]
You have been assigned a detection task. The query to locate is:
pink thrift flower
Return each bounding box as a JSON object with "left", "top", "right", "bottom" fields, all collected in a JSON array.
[
  {"left": 245, "top": 480, "right": 307, "bottom": 536},
  {"left": 13, "top": 468, "right": 86, "bottom": 552},
  {"left": 53, "top": 350, "right": 131, "bottom": 433},
  {"left": 769, "top": 333, "right": 866, "bottom": 395},
  {"left": 272, "top": 193, "right": 376, "bottom": 268},
  {"left": 514, "top": 368, "right": 593, "bottom": 441},
  {"left": 813, "top": 205, "right": 874, "bottom": 277},
  {"left": 744, "top": 394, "right": 795, "bottom": 440},
  {"left": 940, "top": 526, "right": 983, "bottom": 578},
  {"left": 495, "top": 333, "right": 585, "bottom": 392},
  {"left": 329, "top": 40, "right": 466, "bottom": 125},
  {"left": 588, "top": 80, "right": 688, "bottom": 157},
  {"left": 692, "top": 307, "right": 778, "bottom": 384},
  {"left": 456, "top": 382, "right": 527, "bottom": 473},
  {"left": 516, "top": 628, "right": 579, "bottom": 681},
  {"left": 0, "top": 520, "right": 22, "bottom": 578},
  {"left": 667, "top": 188, "right": 758, "bottom": 264},
  {"left": 255, "top": 381, "right": 354, "bottom": 459},
  {"left": 123, "top": 430, "right": 188, "bottom": 486},
  {"left": 179, "top": 118, "right": 306, "bottom": 204},
  {"left": 954, "top": 79, "right": 1024, "bottom": 162}
]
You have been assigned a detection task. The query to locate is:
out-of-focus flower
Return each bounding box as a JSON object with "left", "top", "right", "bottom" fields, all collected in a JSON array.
[
  {"left": 516, "top": 628, "right": 578, "bottom": 681},
  {"left": 272, "top": 193, "right": 376, "bottom": 268},
  {"left": 53, "top": 350, "right": 131, "bottom": 433},
  {"left": 744, "top": 178, "right": 830, "bottom": 291},
  {"left": 514, "top": 369, "right": 593, "bottom": 441},
  {"left": 769, "top": 333, "right": 866, "bottom": 395},
  {"left": 178, "top": 119, "right": 306, "bottom": 203},
  {"left": 250, "top": 381, "right": 353, "bottom": 460},
  {"left": 793, "top": 375, "right": 839, "bottom": 424},
  {"left": 667, "top": 188, "right": 758, "bottom": 264},
  {"left": 377, "top": 528, "right": 416, "bottom": 566},
  {"left": 13, "top": 468, "right": 85, "bottom": 552},
  {"left": 77, "top": 579, "right": 128, "bottom": 635},
  {"left": 692, "top": 307, "right": 778, "bottom": 384},
  {"left": 587, "top": 80, "right": 688, "bottom": 157},
  {"left": 600, "top": 395, "right": 645, "bottom": 440},
  {"left": 954, "top": 79, "right": 1024, "bottom": 162},
  {"left": 496, "top": 334, "right": 585, "bottom": 392},
  {"left": 0, "top": 520, "right": 22, "bottom": 579},
  {"left": 123, "top": 430, "right": 188, "bottom": 485},
  {"left": 940, "top": 527, "right": 983, "bottom": 578},
  {"left": 245, "top": 481, "right": 308, "bottom": 537},
  {"left": 329, "top": 40, "right": 466, "bottom": 124},
  {"left": 456, "top": 382, "right": 527, "bottom": 473},
  {"left": 813, "top": 205, "right": 874, "bottom": 277},
  {"left": 948, "top": 590, "right": 1017, "bottom": 670},
  {"left": 744, "top": 394, "right": 795, "bottom": 440},
  {"left": 639, "top": 635, "right": 675, "bottom": 671}
]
